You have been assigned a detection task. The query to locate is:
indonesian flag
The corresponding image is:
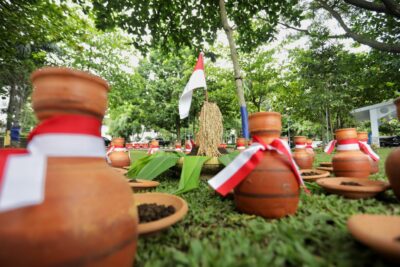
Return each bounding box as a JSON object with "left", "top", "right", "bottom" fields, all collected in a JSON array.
[{"left": 179, "top": 52, "right": 206, "bottom": 119}]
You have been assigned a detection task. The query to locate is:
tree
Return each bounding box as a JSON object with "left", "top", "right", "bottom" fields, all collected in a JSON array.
[
  {"left": 280, "top": 0, "right": 400, "bottom": 53},
  {"left": 90, "top": 0, "right": 302, "bottom": 138}
]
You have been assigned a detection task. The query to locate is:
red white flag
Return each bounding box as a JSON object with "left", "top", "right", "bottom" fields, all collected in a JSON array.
[
  {"left": 179, "top": 52, "right": 206, "bottom": 119},
  {"left": 0, "top": 115, "right": 105, "bottom": 212}
]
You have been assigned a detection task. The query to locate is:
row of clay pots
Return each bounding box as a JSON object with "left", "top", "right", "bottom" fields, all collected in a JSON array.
[{"left": 0, "top": 68, "right": 138, "bottom": 266}]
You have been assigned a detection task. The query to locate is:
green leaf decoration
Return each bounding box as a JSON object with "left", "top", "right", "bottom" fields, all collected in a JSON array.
[
  {"left": 136, "top": 154, "right": 179, "bottom": 180},
  {"left": 218, "top": 151, "right": 240, "bottom": 166},
  {"left": 126, "top": 154, "right": 154, "bottom": 179},
  {"left": 175, "top": 156, "right": 210, "bottom": 195}
]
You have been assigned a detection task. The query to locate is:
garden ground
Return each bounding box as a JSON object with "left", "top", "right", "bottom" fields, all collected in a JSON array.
[{"left": 132, "top": 148, "right": 399, "bottom": 267}]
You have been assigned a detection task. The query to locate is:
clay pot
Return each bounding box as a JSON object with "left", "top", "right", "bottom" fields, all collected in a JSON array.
[
  {"left": 357, "top": 131, "right": 379, "bottom": 174},
  {"left": 109, "top": 137, "right": 130, "bottom": 168},
  {"left": 113, "top": 137, "right": 125, "bottom": 147},
  {"left": 0, "top": 67, "right": 138, "bottom": 267},
  {"left": 150, "top": 139, "right": 159, "bottom": 148},
  {"left": 31, "top": 67, "right": 109, "bottom": 121},
  {"left": 332, "top": 128, "right": 370, "bottom": 178},
  {"left": 234, "top": 112, "right": 299, "bottom": 219},
  {"left": 236, "top": 137, "right": 246, "bottom": 150},
  {"left": 293, "top": 136, "right": 313, "bottom": 169}
]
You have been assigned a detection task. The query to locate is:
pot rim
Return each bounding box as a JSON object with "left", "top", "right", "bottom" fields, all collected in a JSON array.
[
  {"left": 31, "top": 67, "right": 109, "bottom": 91},
  {"left": 249, "top": 111, "right": 281, "bottom": 118},
  {"left": 335, "top": 128, "right": 356, "bottom": 133}
]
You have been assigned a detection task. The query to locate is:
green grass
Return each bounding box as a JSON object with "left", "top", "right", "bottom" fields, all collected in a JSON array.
[{"left": 133, "top": 148, "right": 399, "bottom": 267}]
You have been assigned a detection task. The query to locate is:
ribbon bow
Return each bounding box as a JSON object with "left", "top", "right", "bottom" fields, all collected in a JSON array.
[
  {"left": 324, "top": 139, "right": 379, "bottom": 161},
  {"left": 208, "top": 136, "right": 308, "bottom": 196},
  {"left": 0, "top": 115, "right": 105, "bottom": 212},
  {"left": 147, "top": 144, "right": 159, "bottom": 155}
]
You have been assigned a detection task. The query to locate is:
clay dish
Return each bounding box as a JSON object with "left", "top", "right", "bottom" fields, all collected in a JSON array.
[
  {"left": 348, "top": 214, "right": 400, "bottom": 263},
  {"left": 316, "top": 177, "right": 390, "bottom": 199},
  {"left": 134, "top": 192, "right": 188, "bottom": 235},
  {"left": 319, "top": 162, "right": 333, "bottom": 167},
  {"left": 128, "top": 179, "right": 160, "bottom": 192},
  {"left": 316, "top": 166, "right": 333, "bottom": 172},
  {"left": 300, "top": 169, "right": 330, "bottom": 182}
]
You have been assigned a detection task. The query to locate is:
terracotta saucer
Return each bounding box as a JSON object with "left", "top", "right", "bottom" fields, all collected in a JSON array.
[
  {"left": 128, "top": 179, "right": 160, "bottom": 192},
  {"left": 348, "top": 214, "right": 400, "bottom": 263},
  {"left": 300, "top": 169, "right": 330, "bottom": 182},
  {"left": 112, "top": 167, "right": 128, "bottom": 175},
  {"left": 134, "top": 192, "right": 188, "bottom": 235},
  {"left": 316, "top": 177, "right": 390, "bottom": 199},
  {"left": 319, "top": 162, "right": 332, "bottom": 167},
  {"left": 316, "top": 166, "right": 333, "bottom": 172}
]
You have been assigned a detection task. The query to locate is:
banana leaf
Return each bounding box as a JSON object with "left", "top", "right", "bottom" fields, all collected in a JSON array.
[
  {"left": 136, "top": 153, "right": 180, "bottom": 180},
  {"left": 218, "top": 151, "right": 240, "bottom": 166},
  {"left": 174, "top": 156, "right": 210, "bottom": 195}
]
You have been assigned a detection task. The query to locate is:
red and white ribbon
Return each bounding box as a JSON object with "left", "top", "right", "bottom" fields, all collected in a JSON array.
[
  {"left": 0, "top": 115, "right": 105, "bottom": 212},
  {"left": 106, "top": 145, "right": 127, "bottom": 163},
  {"left": 185, "top": 141, "right": 192, "bottom": 153},
  {"left": 175, "top": 145, "right": 182, "bottom": 152},
  {"left": 147, "top": 145, "right": 159, "bottom": 155},
  {"left": 306, "top": 143, "right": 313, "bottom": 149},
  {"left": 324, "top": 139, "right": 379, "bottom": 161},
  {"left": 208, "top": 136, "right": 308, "bottom": 196},
  {"left": 295, "top": 142, "right": 306, "bottom": 149}
]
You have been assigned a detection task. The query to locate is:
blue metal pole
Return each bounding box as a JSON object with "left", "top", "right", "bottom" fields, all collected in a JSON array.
[{"left": 240, "top": 106, "right": 249, "bottom": 139}]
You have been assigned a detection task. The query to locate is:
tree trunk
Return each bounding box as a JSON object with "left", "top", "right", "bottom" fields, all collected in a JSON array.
[
  {"left": 6, "top": 84, "right": 17, "bottom": 132},
  {"left": 218, "top": 0, "right": 249, "bottom": 139}
]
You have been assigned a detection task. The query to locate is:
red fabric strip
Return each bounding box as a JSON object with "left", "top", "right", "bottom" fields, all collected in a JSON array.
[
  {"left": 193, "top": 53, "right": 204, "bottom": 71},
  {"left": 28, "top": 114, "right": 102, "bottom": 141},
  {"left": 0, "top": 149, "right": 29, "bottom": 190},
  {"left": 337, "top": 139, "right": 359, "bottom": 145}
]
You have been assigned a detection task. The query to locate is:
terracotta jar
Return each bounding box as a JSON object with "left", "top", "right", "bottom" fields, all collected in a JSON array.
[
  {"left": 236, "top": 137, "right": 246, "bottom": 151},
  {"left": 305, "top": 139, "right": 315, "bottom": 162},
  {"left": 385, "top": 97, "right": 400, "bottom": 201},
  {"left": 357, "top": 131, "right": 379, "bottom": 174},
  {"left": 0, "top": 67, "right": 138, "bottom": 267},
  {"left": 293, "top": 136, "right": 313, "bottom": 169},
  {"left": 109, "top": 137, "right": 130, "bottom": 168},
  {"left": 332, "top": 128, "right": 371, "bottom": 178},
  {"left": 234, "top": 112, "right": 299, "bottom": 219}
]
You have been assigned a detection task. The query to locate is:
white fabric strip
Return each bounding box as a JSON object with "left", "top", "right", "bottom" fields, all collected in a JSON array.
[
  {"left": 0, "top": 155, "right": 46, "bottom": 212},
  {"left": 0, "top": 134, "right": 105, "bottom": 212},
  {"left": 179, "top": 69, "right": 206, "bottom": 119},
  {"left": 295, "top": 145, "right": 306, "bottom": 149},
  {"left": 208, "top": 143, "right": 263, "bottom": 190},
  {"left": 337, "top": 144, "right": 360, "bottom": 151},
  {"left": 29, "top": 134, "right": 106, "bottom": 157}
]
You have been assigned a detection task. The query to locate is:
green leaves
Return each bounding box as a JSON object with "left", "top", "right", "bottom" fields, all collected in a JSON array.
[
  {"left": 127, "top": 152, "right": 179, "bottom": 180},
  {"left": 175, "top": 156, "right": 210, "bottom": 195},
  {"left": 218, "top": 151, "right": 240, "bottom": 166}
]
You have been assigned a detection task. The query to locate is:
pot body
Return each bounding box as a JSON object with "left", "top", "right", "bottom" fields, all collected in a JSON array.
[
  {"left": 234, "top": 112, "right": 299, "bottom": 218},
  {"left": 109, "top": 151, "right": 131, "bottom": 167},
  {"left": 332, "top": 128, "right": 370, "bottom": 178},
  {"left": 0, "top": 158, "right": 138, "bottom": 267},
  {"left": 306, "top": 139, "right": 315, "bottom": 162},
  {"left": 386, "top": 148, "right": 400, "bottom": 201}
]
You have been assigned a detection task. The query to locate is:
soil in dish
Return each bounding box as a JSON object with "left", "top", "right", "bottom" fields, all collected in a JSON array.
[
  {"left": 138, "top": 203, "right": 176, "bottom": 223},
  {"left": 340, "top": 181, "right": 362, "bottom": 186},
  {"left": 302, "top": 171, "right": 321, "bottom": 176}
]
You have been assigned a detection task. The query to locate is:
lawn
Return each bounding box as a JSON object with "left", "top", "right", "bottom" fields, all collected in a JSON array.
[{"left": 133, "top": 148, "right": 399, "bottom": 267}]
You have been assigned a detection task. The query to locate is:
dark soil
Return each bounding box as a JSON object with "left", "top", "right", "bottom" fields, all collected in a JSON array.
[
  {"left": 138, "top": 203, "right": 176, "bottom": 223},
  {"left": 340, "top": 181, "right": 362, "bottom": 186},
  {"left": 302, "top": 171, "right": 321, "bottom": 176}
]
